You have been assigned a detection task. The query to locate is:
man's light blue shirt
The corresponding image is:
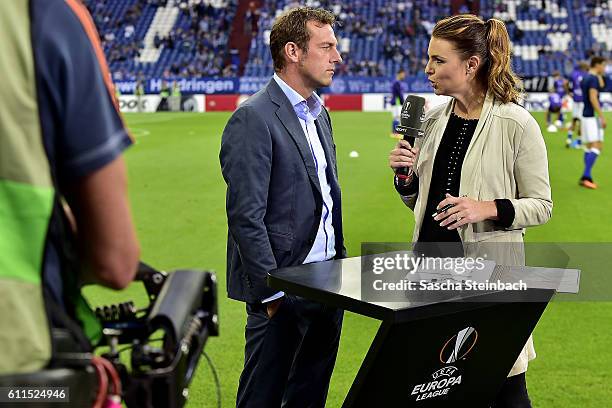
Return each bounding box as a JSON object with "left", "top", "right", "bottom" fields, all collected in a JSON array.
[{"left": 262, "top": 74, "right": 336, "bottom": 303}]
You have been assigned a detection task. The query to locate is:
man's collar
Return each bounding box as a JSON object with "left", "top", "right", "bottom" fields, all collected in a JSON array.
[{"left": 273, "top": 73, "right": 322, "bottom": 118}]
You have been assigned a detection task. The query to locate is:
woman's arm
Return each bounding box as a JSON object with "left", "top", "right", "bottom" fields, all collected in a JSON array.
[
  {"left": 507, "top": 115, "right": 553, "bottom": 228},
  {"left": 389, "top": 138, "right": 420, "bottom": 210},
  {"left": 434, "top": 115, "right": 552, "bottom": 231}
]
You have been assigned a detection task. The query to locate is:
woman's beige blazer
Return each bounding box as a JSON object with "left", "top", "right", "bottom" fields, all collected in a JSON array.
[{"left": 400, "top": 92, "right": 553, "bottom": 375}]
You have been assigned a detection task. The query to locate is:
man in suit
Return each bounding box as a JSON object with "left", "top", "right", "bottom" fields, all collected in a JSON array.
[{"left": 219, "top": 7, "right": 345, "bottom": 408}]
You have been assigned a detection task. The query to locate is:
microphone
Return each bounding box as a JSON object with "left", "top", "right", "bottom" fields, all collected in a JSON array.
[{"left": 394, "top": 95, "right": 426, "bottom": 186}]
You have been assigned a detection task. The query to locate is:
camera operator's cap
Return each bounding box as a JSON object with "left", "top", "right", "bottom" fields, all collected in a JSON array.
[{"left": 395, "top": 94, "right": 426, "bottom": 138}]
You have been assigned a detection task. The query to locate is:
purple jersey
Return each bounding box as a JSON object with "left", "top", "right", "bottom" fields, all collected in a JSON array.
[
  {"left": 554, "top": 77, "right": 566, "bottom": 97},
  {"left": 391, "top": 79, "right": 404, "bottom": 106},
  {"left": 549, "top": 93, "right": 562, "bottom": 108},
  {"left": 571, "top": 68, "right": 586, "bottom": 102}
]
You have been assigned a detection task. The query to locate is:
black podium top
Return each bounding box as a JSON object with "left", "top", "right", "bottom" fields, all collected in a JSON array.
[{"left": 268, "top": 253, "right": 580, "bottom": 322}]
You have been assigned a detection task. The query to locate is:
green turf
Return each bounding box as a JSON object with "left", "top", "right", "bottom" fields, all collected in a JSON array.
[{"left": 83, "top": 111, "right": 612, "bottom": 407}]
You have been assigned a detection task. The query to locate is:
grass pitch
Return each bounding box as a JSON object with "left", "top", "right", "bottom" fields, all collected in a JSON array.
[{"left": 84, "top": 111, "right": 612, "bottom": 407}]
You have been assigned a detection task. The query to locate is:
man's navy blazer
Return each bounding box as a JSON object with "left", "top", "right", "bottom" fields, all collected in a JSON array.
[{"left": 220, "top": 79, "right": 346, "bottom": 303}]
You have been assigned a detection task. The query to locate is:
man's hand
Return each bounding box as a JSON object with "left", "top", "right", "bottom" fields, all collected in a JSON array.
[{"left": 266, "top": 298, "right": 283, "bottom": 318}]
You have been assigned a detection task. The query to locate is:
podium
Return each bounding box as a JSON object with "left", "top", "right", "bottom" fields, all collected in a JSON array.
[{"left": 268, "top": 253, "right": 580, "bottom": 407}]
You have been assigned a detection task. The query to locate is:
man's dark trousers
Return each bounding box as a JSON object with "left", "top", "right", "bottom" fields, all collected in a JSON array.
[{"left": 237, "top": 295, "right": 343, "bottom": 408}]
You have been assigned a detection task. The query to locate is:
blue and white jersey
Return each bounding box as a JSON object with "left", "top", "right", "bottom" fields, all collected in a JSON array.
[{"left": 582, "top": 73, "right": 606, "bottom": 118}]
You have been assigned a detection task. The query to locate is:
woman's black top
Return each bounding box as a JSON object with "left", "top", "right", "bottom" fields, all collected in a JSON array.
[
  {"left": 418, "top": 112, "right": 478, "bottom": 245},
  {"left": 393, "top": 112, "right": 516, "bottom": 258}
]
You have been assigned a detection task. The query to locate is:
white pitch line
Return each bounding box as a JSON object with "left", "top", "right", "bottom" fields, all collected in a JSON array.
[
  {"left": 129, "top": 127, "right": 151, "bottom": 137},
  {"left": 125, "top": 114, "right": 182, "bottom": 126}
]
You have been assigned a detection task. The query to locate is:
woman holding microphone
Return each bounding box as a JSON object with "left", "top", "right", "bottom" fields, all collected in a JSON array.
[{"left": 388, "top": 14, "right": 552, "bottom": 407}]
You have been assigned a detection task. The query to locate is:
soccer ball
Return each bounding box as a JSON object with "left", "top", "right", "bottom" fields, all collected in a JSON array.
[{"left": 547, "top": 124, "right": 558, "bottom": 132}]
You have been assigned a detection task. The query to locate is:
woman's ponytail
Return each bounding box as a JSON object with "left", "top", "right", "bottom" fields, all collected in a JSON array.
[{"left": 485, "top": 18, "right": 523, "bottom": 104}]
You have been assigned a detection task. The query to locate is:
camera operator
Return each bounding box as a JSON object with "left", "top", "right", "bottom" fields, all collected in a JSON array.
[{"left": 0, "top": 0, "right": 139, "bottom": 376}]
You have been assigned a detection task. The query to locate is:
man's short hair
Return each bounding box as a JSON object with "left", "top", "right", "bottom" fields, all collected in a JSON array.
[
  {"left": 591, "top": 56, "right": 606, "bottom": 67},
  {"left": 269, "top": 7, "right": 336, "bottom": 72}
]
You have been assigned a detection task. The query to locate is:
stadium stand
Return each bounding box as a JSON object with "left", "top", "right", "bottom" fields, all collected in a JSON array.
[
  {"left": 481, "top": 0, "right": 611, "bottom": 76},
  {"left": 243, "top": 0, "right": 454, "bottom": 78},
  {"left": 86, "top": 0, "right": 237, "bottom": 80},
  {"left": 87, "top": 0, "right": 611, "bottom": 82}
]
